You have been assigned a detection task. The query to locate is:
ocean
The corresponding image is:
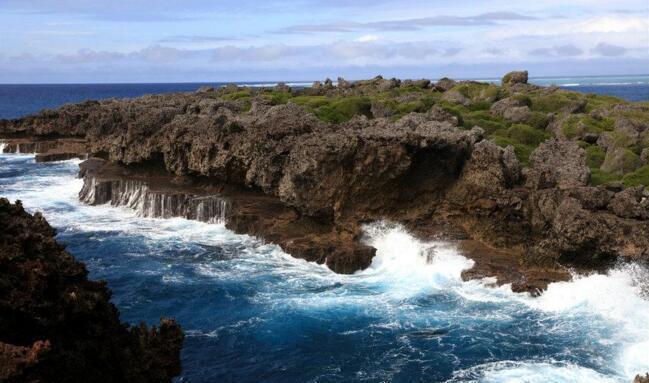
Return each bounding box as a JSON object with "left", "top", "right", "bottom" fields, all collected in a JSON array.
[{"left": 1, "top": 77, "right": 648, "bottom": 382}]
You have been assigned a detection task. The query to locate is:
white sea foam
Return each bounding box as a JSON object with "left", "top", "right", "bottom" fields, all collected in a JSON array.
[
  {"left": 446, "top": 360, "right": 620, "bottom": 383},
  {"left": 2, "top": 157, "right": 648, "bottom": 382},
  {"left": 359, "top": 222, "right": 649, "bottom": 382}
]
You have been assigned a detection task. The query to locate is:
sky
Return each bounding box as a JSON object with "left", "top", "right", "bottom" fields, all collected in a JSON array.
[{"left": 0, "top": 0, "right": 648, "bottom": 83}]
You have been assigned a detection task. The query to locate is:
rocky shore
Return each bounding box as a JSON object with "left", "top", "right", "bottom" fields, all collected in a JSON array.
[
  {"left": 0, "top": 199, "right": 184, "bottom": 382},
  {"left": 1, "top": 71, "right": 648, "bottom": 293}
]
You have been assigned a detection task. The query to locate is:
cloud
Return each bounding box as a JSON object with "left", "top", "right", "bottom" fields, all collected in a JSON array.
[
  {"left": 529, "top": 44, "right": 583, "bottom": 57},
  {"left": 210, "top": 40, "right": 461, "bottom": 64},
  {"left": 355, "top": 34, "right": 381, "bottom": 42},
  {"left": 275, "top": 12, "right": 535, "bottom": 34},
  {"left": 591, "top": 42, "right": 628, "bottom": 57},
  {"left": 158, "top": 35, "right": 239, "bottom": 43}
]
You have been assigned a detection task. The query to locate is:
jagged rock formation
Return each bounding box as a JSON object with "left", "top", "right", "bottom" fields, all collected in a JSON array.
[
  {"left": 1, "top": 71, "right": 648, "bottom": 291},
  {"left": 0, "top": 198, "right": 184, "bottom": 382}
]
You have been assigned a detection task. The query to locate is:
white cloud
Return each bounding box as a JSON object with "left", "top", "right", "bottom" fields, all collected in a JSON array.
[{"left": 356, "top": 34, "right": 381, "bottom": 42}]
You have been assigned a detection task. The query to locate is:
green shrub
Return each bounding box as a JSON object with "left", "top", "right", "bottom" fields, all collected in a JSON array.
[
  {"left": 467, "top": 101, "right": 492, "bottom": 111},
  {"left": 266, "top": 91, "right": 292, "bottom": 105},
  {"left": 584, "top": 93, "right": 624, "bottom": 111},
  {"left": 437, "top": 101, "right": 467, "bottom": 126},
  {"left": 314, "top": 96, "right": 372, "bottom": 123},
  {"left": 221, "top": 90, "right": 252, "bottom": 101},
  {"left": 585, "top": 145, "right": 606, "bottom": 168},
  {"left": 562, "top": 115, "right": 614, "bottom": 139},
  {"left": 462, "top": 110, "right": 509, "bottom": 134},
  {"left": 510, "top": 94, "right": 532, "bottom": 106},
  {"left": 291, "top": 95, "right": 331, "bottom": 109},
  {"left": 622, "top": 165, "right": 649, "bottom": 187},
  {"left": 590, "top": 168, "right": 621, "bottom": 186},
  {"left": 526, "top": 111, "right": 549, "bottom": 129},
  {"left": 496, "top": 124, "right": 549, "bottom": 146},
  {"left": 530, "top": 91, "right": 581, "bottom": 113},
  {"left": 490, "top": 136, "right": 535, "bottom": 165}
]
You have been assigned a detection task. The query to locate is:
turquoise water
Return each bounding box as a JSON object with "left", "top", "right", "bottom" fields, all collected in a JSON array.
[{"left": 1, "top": 151, "right": 648, "bottom": 382}]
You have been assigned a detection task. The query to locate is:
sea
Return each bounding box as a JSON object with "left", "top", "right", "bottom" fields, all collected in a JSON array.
[{"left": 1, "top": 75, "right": 648, "bottom": 382}]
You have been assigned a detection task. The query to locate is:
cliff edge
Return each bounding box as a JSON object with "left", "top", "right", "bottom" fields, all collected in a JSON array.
[{"left": 0, "top": 198, "right": 184, "bottom": 382}]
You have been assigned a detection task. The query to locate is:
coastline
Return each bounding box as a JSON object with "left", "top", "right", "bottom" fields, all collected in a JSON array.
[{"left": 1, "top": 71, "right": 647, "bottom": 296}]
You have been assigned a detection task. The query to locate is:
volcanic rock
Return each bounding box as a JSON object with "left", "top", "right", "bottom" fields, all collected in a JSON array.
[{"left": 0, "top": 199, "right": 184, "bottom": 382}]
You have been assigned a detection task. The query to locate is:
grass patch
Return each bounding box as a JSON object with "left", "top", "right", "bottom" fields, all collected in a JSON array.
[
  {"left": 530, "top": 91, "right": 582, "bottom": 113},
  {"left": 622, "top": 165, "right": 649, "bottom": 187},
  {"left": 590, "top": 168, "right": 621, "bottom": 186},
  {"left": 314, "top": 96, "right": 372, "bottom": 123},
  {"left": 462, "top": 110, "right": 509, "bottom": 133},
  {"left": 562, "top": 114, "right": 615, "bottom": 139},
  {"left": 586, "top": 145, "right": 606, "bottom": 168}
]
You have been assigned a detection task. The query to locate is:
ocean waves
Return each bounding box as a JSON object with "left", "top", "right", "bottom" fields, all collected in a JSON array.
[{"left": 1, "top": 152, "right": 648, "bottom": 382}]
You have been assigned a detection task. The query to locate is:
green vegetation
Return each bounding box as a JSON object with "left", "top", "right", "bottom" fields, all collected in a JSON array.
[
  {"left": 210, "top": 80, "right": 649, "bottom": 186},
  {"left": 585, "top": 145, "right": 606, "bottom": 168},
  {"left": 313, "top": 96, "right": 372, "bottom": 124},
  {"left": 562, "top": 114, "right": 614, "bottom": 139},
  {"left": 490, "top": 124, "right": 550, "bottom": 165},
  {"left": 622, "top": 165, "right": 649, "bottom": 187},
  {"left": 529, "top": 91, "right": 580, "bottom": 113},
  {"left": 461, "top": 110, "right": 507, "bottom": 134},
  {"left": 590, "top": 168, "right": 621, "bottom": 186}
]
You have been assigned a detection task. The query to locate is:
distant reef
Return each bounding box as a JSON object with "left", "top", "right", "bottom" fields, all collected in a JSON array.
[
  {"left": 1, "top": 70, "right": 648, "bottom": 294},
  {"left": 0, "top": 198, "right": 184, "bottom": 382}
]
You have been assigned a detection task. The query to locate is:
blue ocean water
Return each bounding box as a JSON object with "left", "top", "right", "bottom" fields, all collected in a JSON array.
[
  {"left": 0, "top": 75, "right": 647, "bottom": 120},
  {"left": 1, "top": 152, "right": 648, "bottom": 382}
]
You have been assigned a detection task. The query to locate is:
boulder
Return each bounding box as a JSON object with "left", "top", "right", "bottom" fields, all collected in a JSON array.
[
  {"left": 490, "top": 96, "right": 530, "bottom": 116},
  {"left": 195, "top": 85, "right": 214, "bottom": 93},
  {"left": 525, "top": 139, "right": 590, "bottom": 190},
  {"left": 502, "top": 71, "right": 528, "bottom": 86},
  {"left": 434, "top": 77, "right": 456, "bottom": 91},
  {"left": 441, "top": 89, "right": 470, "bottom": 106},
  {"left": 503, "top": 106, "right": 532, "bottom": 123},
  {"left": 601, "top": 147, "right": 642, "bottom": 176},
  {"left": 427, "top": 106, "right": 459, "bottom": 126},
  {"left": 337, "top": 77, "right": 353, "bottom": 89},
  {"left": 609, "top": 186, "right": 649, "bottom": 219}
]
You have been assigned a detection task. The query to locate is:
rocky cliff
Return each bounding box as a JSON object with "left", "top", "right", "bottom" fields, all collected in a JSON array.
[
  {"left": 0, "top": 198, "right": 184, "bottom": 382},
  {"left": 1, "top": 71, "right": 648, "bottom": 292}
]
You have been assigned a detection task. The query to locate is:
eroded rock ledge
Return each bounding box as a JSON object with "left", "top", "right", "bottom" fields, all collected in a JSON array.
[
  {"left": 0, "top": 198, "right": 184, "bottom": 382},
  {"left": 1, "top": 71, "right": 648, "bottom": 293}
]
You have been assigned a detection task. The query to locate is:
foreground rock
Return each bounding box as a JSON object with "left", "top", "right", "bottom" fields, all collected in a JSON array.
[
  {"left": 0, "top": 199, "right": 184, "bottom": 382},
  {"left": 1, "top": 71, "right": 648, "bottom": 293}
]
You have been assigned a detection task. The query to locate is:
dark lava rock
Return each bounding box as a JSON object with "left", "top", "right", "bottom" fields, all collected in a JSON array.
[
  {"left": 0, "top": 198, "right": 183, "bottom": 382},
  {"left": 525, "top": 139, "right": 590, "bottom": 190}
]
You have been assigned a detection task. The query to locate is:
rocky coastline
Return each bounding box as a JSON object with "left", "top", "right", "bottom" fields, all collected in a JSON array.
[
  {"left": 1, "top": 71, "right": 648, "bottom": 294},
  {"left": 0, "top": 198, "right": 184, "bottom": 382}
]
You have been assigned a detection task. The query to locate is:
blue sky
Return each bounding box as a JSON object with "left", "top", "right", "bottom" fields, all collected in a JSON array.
[{"left": 0, "top": 0, "right": 647, "bottom": 83}]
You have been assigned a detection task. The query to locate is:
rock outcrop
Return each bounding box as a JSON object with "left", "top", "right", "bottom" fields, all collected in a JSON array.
[
  {"left": 502, "top": 70, "right": 528, "bottom": 86},
  {"left": 0, "top": 198, "right": 184, "bottom": 382},
  {"left": 1, "top": 71, "right": 648, "bottom": 292}
]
